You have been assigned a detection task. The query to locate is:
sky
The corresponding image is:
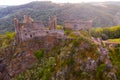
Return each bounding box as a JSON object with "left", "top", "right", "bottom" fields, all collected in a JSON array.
[{"left": 0, "top": 0, "right": 120, "bottom": 5}]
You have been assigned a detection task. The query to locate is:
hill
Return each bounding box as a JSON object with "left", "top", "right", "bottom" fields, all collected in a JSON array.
[
  {"left": 1, "top": 1, "right": 120, "bottom": 33},
  {"left": 0, "top": 5, "right": 7, "bottom": 9},
  {"left": 0, "top": 31, "right": 119, "bottom": 80}
]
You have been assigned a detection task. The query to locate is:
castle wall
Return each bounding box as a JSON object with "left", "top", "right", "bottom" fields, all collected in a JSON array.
[
  {"left": 48, "top": 16, "right": 57, "bottom": 30},
  {"left": 23, "top": 15, "right": 33, "bottom": 23},
  {"left": 64, "top": 21, "right": 92, "bottom": 30},
  {"left": 20, "top": 30, "right": 47, "bottom": 41},
  {"left": 32, "top": 22, "right": 45, "bottom": 30},
  {"left": 14, "top": 15, "right": 65, "bottom": 42}
]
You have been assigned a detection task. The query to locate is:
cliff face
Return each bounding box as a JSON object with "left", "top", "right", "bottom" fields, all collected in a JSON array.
[
  {"left": 0, "top": 34, "right": 63, "bottom": 79},
  {"left": 0, "top": 30, "right": 119, "bottom": 80},
  {"left": 6, "top": 31, "right": 116, "bottom": 80}
]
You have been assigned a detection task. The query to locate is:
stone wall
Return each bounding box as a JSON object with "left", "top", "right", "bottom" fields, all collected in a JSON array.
[
  {"left": 14, "top": 15, "right": 65, "bottom": 43},
  {"left": 63, "top": 20, "right": 92, "bottom": 30},
  {"left": 48, "top": 16, "right": 57, "bottom": 30}
]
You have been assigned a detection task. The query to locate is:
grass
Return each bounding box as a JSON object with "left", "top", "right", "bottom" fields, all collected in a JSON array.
[{"left": 107, "top": 38, "right": 120, "bottom": 43}]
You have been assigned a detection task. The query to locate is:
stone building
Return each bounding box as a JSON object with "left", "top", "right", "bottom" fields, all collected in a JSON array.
[
  {"left": 48, "top": 16, "right": 57, "bottom": 30},
  {"left": 14, "top": 15, "right": 64, "bottom": 43},
  {"left": 63, "top": 20, "right": 92, "bottom": 30}
]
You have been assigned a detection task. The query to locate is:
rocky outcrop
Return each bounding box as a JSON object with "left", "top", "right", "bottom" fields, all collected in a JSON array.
[
  {"left": 0, "top": 34, "right": 65, "bottom": 78},
  {"left": 0, "top": 58, "right": 11, "bottom": 80},
  {"left": 92, "top": 37, "right": 117, "bottom": 80}
]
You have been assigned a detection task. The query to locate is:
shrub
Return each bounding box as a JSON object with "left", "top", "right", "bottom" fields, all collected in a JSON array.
[
  {"left": 34, "top": 49, "right": 44, "bottom": 61},
  {"left": 57, "top": 25, "right": 63, "bottom": 30},
  {"left": 91, "top": 26, "right": 120, "bottom": 40}
]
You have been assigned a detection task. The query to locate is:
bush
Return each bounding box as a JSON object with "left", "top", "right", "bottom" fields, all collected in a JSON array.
[
  {"left": 34, "top": 49, "right": 44, "bottom": 61},
  {"left": 91, "top": 26, "right": 120, "bottom": 40},
  {"left": 109, "top": 45, "right": 120, "bottom": 80},
  {"left": 57, "top": 25, "right": 63, "bottom": 30},
  {"left": 14, "top": 57, "right": 56, "bottom": 80}
]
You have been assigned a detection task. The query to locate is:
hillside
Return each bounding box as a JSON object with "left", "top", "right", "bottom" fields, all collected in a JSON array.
[
  {"left": 1, "top": 1, "right": 120, "bottom": 33},
  {"left": 0, "top": 5, "right": 7, "bottom": 9},
  {"left": 0, "top": 31, "right": 119, "bottom": 80}
]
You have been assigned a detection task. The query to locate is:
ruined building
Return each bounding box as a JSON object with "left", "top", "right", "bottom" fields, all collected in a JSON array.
[
  {"left": 48, "top": 16, "right": 57, "bottom": 30},
  {"left": 14, "top": 15, "right": 64, "bottom": 43},
  {"left": 14, "top": 15, "right": 93, "bottom": 43},
  {"left": 63, "top": 20, "right": 92, "bottom": 30}
]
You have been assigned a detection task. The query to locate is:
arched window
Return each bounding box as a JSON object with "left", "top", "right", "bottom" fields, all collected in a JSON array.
[
  {"left": 25, "top": 33, "right": 27, "bottom": 35},
  {"left": 30, "top": 34, "right": 32, "bottom": 38}
]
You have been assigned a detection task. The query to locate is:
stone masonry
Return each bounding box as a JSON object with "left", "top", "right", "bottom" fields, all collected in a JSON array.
[
  {"left": 63, "top": 20, "right": 92, "bottom": 30},
  {"left": 14, "top": 15, "right": 65, "bottom": 43}
]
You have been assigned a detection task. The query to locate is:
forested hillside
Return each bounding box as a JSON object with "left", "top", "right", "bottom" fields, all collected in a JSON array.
[
  {"left": 1, "top": 1, "right": 120, "bottom": 33},
  {"left": 91, "top": 25, "right": 120, "bottom": 40},
  {"left": 0, "top": 5, "right": 7, "bottom": 9}
]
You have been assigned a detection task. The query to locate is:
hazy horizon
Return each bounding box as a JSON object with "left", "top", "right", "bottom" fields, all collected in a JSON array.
[{"left": 0, "top": 0, "right": 120, "bottom": 6}]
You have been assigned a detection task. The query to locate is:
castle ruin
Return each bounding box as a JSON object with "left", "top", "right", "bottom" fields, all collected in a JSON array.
[
  {"left": 14, "top": 15, "right": 93, "bottom": 43},
  {"left": 63, "top": 20, "right": 92, "bottom": 30},
  {"left": 14, "top": 15, "right": 64, "bottom": 43}
]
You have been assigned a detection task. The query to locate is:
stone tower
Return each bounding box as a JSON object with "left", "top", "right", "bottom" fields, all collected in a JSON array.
[
  {"left": 14, "top": 18, "right": 21, "bottom": 43},
  {"left": 23, "top": 15, "right": 33, "bottom": 23},
  {"left": 14, "top": 18, "right": 19, "bottom": 33},
  {"left": 48, "top": 16, "right": 57, "bottom": 30}
]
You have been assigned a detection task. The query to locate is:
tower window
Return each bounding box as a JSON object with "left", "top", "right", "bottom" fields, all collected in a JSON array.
[
  {"left": 25, "top": 33, "right": 27, "bottom": 35},
  {"left": 30, "top": 34, "right": 32, "bottom": 38}
]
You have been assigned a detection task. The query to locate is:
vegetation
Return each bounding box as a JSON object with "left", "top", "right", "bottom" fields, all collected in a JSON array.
[
  {"left": 0, "top": 25, "right": 120, "bottom": 80},
  {"left": 0, "top": 32, "right": 15, "bottom": 49},
  {"left": 109, "top": 45, "right": 120, "bottom": 80},
  {"left": 13, "top": 31, "right": 116, "bottom": 80},
  {"left": 1, "top": 1, "right": 120, "bottom": 33},
  {"left": 0, "top": 1, "right": 120, "bottom": 79},
  {"left": 14, "top": 56, "right": 55, "bottom": 80},
  {"left": 0, "top": 30, "right": 119, "bottom": 80},
  {"left": 107, "top": 38, "right": 120, "bottom": 43},
  {"left": 34, "top": 49, "right": 44, "bottom": 61},
  {"left": 56, "top": 25, "right": 63, "bottom": 30},
  {"left": 91, "top": 26, "right": 120, "bottom": 40}
]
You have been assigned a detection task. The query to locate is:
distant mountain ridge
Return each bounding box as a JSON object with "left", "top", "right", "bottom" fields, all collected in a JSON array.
[
  {"left": 0, "top": 5, "right": 7, "bottom": 9},
  {"left": 0, "top": 1, "right": 120, "bottom": 33}
]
